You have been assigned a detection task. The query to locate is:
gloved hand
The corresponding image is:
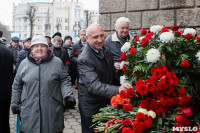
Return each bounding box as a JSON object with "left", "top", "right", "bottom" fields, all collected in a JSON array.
[
  {"left": 11, "top": 106, "right": 21, "bottom": 114},
  {"left": 64, "top": 95, "right": 76, "bottom": 109}
]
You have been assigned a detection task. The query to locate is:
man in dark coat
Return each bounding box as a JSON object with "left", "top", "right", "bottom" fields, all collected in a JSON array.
[
  {"left": 70, "top": 29, "right": 87, "bottom": 84},
  {"left": 78, "top": 24, "right": 132, "bottom": 133},
  {"left": 0, "top": 30, "right": 14, "bottom": 133},
  {"left": 16, "top": 37, "right": 31, "bottom": 70},
  {"left": 7, "top": 36, "right": 22, "bottom": 73}
]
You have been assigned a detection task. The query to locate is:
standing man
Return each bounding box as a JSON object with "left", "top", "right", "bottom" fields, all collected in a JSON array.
[
  {"left": 7, "top": 36, "right": 22, "bottom": 73},
  {"left": 105, "top": 17, "right": 134, "bottom": 85},
  {"left": 0, "top": 30, "right": 14, "bottom": 133},
  {"left": 78, "top": 24, "right": 132, "bottom": 133},
  {"left": 45, "top": 35, "right": 53, "bottom": 47},
  {"left": 70, "top": 29, "right": 87, "bottom": 84},
  {"left": 16, "top": 37, "right": 31, "bottom": 70}
]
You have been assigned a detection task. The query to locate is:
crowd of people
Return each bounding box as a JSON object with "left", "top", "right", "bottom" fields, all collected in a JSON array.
[{"left": 0, "top": 17, "right": 135, "bottom": 133}]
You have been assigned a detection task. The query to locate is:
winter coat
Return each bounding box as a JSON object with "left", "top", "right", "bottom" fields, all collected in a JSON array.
[
  {"left": 0, "top": 41, "right": 14, "bottom": 101},
  {"left": 7, "top": 44, "right": 22, "bottom": 67},
  {"left": 16, "top": 45, "right": 30, "bottom": 70},
  {"left": 11, "top": 50, "right": 73, "bottom": 133},
  {"left": 70, "top": 40, "right": 84, "bottom": 64},
  {"left": 52, "top": 45, "right": 70, "bottom": 66},
  {"left": 77, "top": 43, "right": 119, "bottom": 117},
  {"left": 63, "top": 45, "right": 72, "bottom": 57}
]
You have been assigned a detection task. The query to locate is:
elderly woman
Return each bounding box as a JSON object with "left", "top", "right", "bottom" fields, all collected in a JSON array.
[
  {"left": 11, "top": 35, "right": 73, "bottom": 133},
  {"left": 105, "top": 17, "right": 134, "bottom": 85}
]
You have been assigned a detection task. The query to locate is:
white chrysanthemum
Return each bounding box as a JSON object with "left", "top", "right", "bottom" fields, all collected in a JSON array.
[
  {"left": 147, "top": 110, "right": 156, "bottom": 119},
  {"left": 121, "top": 42, "right": 131, "bottom": 52},
  {"left": 138, "top": 108, "right": 148, "bottom": 115},
  {"left": 183, "top": 28, "right": 197, "bottom": 36},
  {"left": 146, "top": 48, "right": 161, "bottom": 63},
  {"left": 120, "top": 61, "right": 129, "bottom": 69},
  {"left": 150, "top": 25, "right": 162, "bottom": 34},
  {"left": 139, "top": 36, "right": 145, "bottom": 41},
  {"left": 120, "top": 75, "right": 128, "bottom": 85},
  {"left": 160, "top": 32, "right": 175, "bottom": 43},
  {"left": 195, "top": 51, "right": 200, "bottom": 61}
]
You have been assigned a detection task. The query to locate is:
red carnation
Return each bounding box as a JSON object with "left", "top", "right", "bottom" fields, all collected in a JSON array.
[
  {"left": 161, "top": 27, "right": 169, "bottom": 33},
  {"left": 136, "top": 84, "right": 148, "bottom": 96},
  {"left": 182, "top": 107, "right": 193, "bottom": 117},
  {"left": 157, "top": 80, "right": 168, "bottom": 90},
  {"left": 175, "top": 114, "right": 186, "bottom": 124},
  {"left": 136, "top": 112, "right": 145, "bottom": 120},
  {"left": 145, "top": 32, "right": 154, "bottom": 39},
  {"left": 147, "top": 82, "right": 155, "bottom": 92},
  {"left": 170, "top": 25, "right": 180, "bottom": 31},
  {"left": 75, "top": 51, "right": 78, "bottom": 55},
  {"left": 123, "top": 118, "right": 132, "bottom": 126},
  {"left": 140, "top": 99, "right": 149, "bottom": 108},
  {"left": 140, "top": 38, "right": 149, "bottom": 48},
  {"left": 122, "top": 127, "right": 131, "bottom": 133},
  {"left": 178, "top": 87, "right": 186, "bottom": 96},
  {"left": 150, "top": 76, "right": 157, "bottom": 83},
  {"left": 158, "top": 65, "right": 168, "bottom": 74},
  {"left": 120, "top": 90, "right": 128, "bottom": 99},
  {"left": 127, "top": 88, "right": 134, "bottom": 98},
  {"left": 122, "top": 65, "right": 127, "bottom": 72},
  {"left": 184, "top": 33, "right": 193, "bottom": 40},
  {"left": 180, "top": 30, "right": 184, "bottom": 34},
  {"left": 120, "top": 52, "right": 127, "bottom": 61},
  {"left": 136, "top": 79, "right": 144, "bottom": 86},
  {"left": 141, "top": 28, "right": 147, "bottom": 35},
  {"left": 180, "top": 60, "right": 190, "bottom": 68},
  {"left": 152, "top": 68, "right": 163, "bottom": 78},
  {"left": 165, "top": 86, "right": 174, "bottom": 95},
  {"left": 65, "top": 62, "right": 70, "bottom": 65},
  {"left": 135, "top": 36, "right": 139, "bottom": 43},
  {"left": 75, "top": 85, "right": 78, "bottom": 90},
  {"left": 130, "top": 48, "right": 136, "bottom": 55},
  {"left": 123, "top": 103, "right": 133, "bottom": 111},
  {"left": 175, "top": 32, "right": 181, "bottom": 37},
  {"left": 195, "top": 36, "right": 200, "bottom": 43}
]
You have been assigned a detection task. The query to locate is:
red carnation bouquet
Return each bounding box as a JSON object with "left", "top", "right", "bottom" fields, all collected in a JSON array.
[{"left": 92, "top": 25, "right": 200, "bottom": 132}]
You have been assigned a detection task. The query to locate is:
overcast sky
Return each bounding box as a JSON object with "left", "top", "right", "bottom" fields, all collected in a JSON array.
[{"left": 0, "top": 0, "right": 99, "bottom": 29}]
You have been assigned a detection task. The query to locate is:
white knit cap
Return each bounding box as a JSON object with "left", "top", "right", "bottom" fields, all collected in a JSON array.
[{"left": 30, "top": 34, "right": 48, "bottom": 47}]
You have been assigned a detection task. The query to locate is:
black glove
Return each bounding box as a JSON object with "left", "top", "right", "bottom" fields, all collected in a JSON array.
[
  {"left": 64, "top": 95, "right": 76, "bottom": 109},
  {"left": 11, "top": 106, "right": 21, "bottom": 114}
]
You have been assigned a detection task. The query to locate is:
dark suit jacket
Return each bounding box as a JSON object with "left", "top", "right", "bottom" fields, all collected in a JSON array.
[
  {"left": 77, "top": 43, "right": 119, "bottom": 117},
  {"left": 0, "top": 42, "right": 14, "bottom": 100}
]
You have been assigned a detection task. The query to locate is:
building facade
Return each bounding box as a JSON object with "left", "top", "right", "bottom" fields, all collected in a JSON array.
[
  {"left": 12, "top": 0, "right": 84, "bottom": 40},
  {"left": 99, "top": 0, "right": 200, "bottom": 36}
]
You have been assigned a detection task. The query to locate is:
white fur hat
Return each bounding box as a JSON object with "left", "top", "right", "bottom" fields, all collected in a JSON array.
[{"left": 30, "top": 35, "right": 48, "bottom": 47}]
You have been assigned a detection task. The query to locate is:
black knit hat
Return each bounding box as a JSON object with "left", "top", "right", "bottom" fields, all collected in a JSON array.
[
  {"left": 45, "top": 35, "right": 51, "bottom": 39},
  {"left": 23, "top": 37, "right": 31, "bottom": 43},
  {"left": 64, "top": 35, "right": 72, "bottom": 42},
  {"left": 52, "top": 32, "right": 62, "bottom": 38}
]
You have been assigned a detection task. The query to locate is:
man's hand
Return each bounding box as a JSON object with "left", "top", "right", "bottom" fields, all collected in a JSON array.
[
  {"left": 11, "top": 106, "right": 21, "bottom": 114},
  {"left": 119, "top": 83, "right": 133, "bottom": 93},
  {"left": 114, "top": 62, "right": 121, "bottom": 70}
]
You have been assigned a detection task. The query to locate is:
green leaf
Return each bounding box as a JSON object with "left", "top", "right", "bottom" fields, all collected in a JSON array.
[{"left": 158, "top": 118, "right": 162, "bottom": 125}]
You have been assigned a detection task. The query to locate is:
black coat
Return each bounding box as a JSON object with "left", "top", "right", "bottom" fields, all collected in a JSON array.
[
  {"left": 52, "top": 46, "right": 70, "bottom": 66},
  {"left": 7, "top": 44, "right": 22, "bottom": 67},
  {"left": 0, "top": 41, "right": 14, "bottom": 100},
  {"left": 77, "top": 44, "right": 119, "bottom": 117},
  {"left": 16, "top": 45, "right": 30, "bottom": 70},
  {"left": 70, "top": 40, "right": 84, "bottom": 64}
]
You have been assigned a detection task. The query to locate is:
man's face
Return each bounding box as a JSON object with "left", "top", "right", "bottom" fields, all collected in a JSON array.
[
  {"left": 11, "top": 41, "right": 19, "bottom": 48},
  {"left": 80, "top": 31, "right": 87, "bottom": 42},
  {"left": 86, "top": 26, "right": 105, "bottom": 51},
  {"left": 64, "top": 38, "right": 72, "bottom": 46},
  {"left": 116, "top": 22, "right": 129, "bottom": 38},
  {"left": 53, "top": 40, "right": 62, "bottom": 48},
  {"left": 45, "top": 37, "right": 51, "bottom": 45},
  {"left": 24, "top": 40, "right": 31, "bottom": 48}
]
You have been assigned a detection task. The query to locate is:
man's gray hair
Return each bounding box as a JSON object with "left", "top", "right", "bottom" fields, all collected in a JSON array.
[
  {"left": 115, "top": 17, "right": 131, "bottom": 30},
  {"left": 79, "top": 29, "right": 86, "bottom": 35}
]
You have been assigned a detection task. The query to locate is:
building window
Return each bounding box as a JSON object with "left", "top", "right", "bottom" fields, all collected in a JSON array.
[
  {"left": 38, "top": 17, "right": 42, "bottom": 22},
  {"left": 56, "top": 18, "right": 62, "bottom": 23},
  {"left": 75, "top": 10, "right": 80, "bottom": 18},
  {"left": 59, "top": 26, "right": 62, "bottom": 31},
  {"left": 65, "top": 18, "right": 68, "bottom": 23},
  {"left": 38, "top": 25, "right": 41, "bottom": 30},
  {"left": 65, "top": 26, "right": 69, "bottom": 30},
  {"left": 41, "top": 8, "right": 43, "bottom": 13},
  {"left": 19, "top": 18, "right": 21, "bottom": 23},
  {"left": 24, "top": 18, "right": 27, "bottom": 22},
  {"left": 24, "top": 26, "right": 27, "bottom": 30},
  {"left": 75, "top": 21, "right": 78, "bottom": 26},
  {"left": 46, "top": 19, "right": 49, "bottom": 23},
  {"left": 57, "top": 9, "right": 62, "bottom": 14},
  {"left": 24, "top": 34, "right": 27, "bottom": 39},
  {"left": 65, "top": 9, "right": 68, "bottom": 14}
]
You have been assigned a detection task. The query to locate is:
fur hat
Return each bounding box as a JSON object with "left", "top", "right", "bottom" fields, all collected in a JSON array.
[{"left": 30, "top": 35, "right": 48, "bottom": 47}]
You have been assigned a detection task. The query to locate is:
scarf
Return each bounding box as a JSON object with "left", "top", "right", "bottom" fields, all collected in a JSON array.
[{"left": 116, "top": 31, "right": 130, "bottom": 45}]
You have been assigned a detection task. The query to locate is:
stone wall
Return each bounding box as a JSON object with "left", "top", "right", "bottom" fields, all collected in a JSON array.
[{"left": 99, "top": 0, "right": 200, "bottom": 35}]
